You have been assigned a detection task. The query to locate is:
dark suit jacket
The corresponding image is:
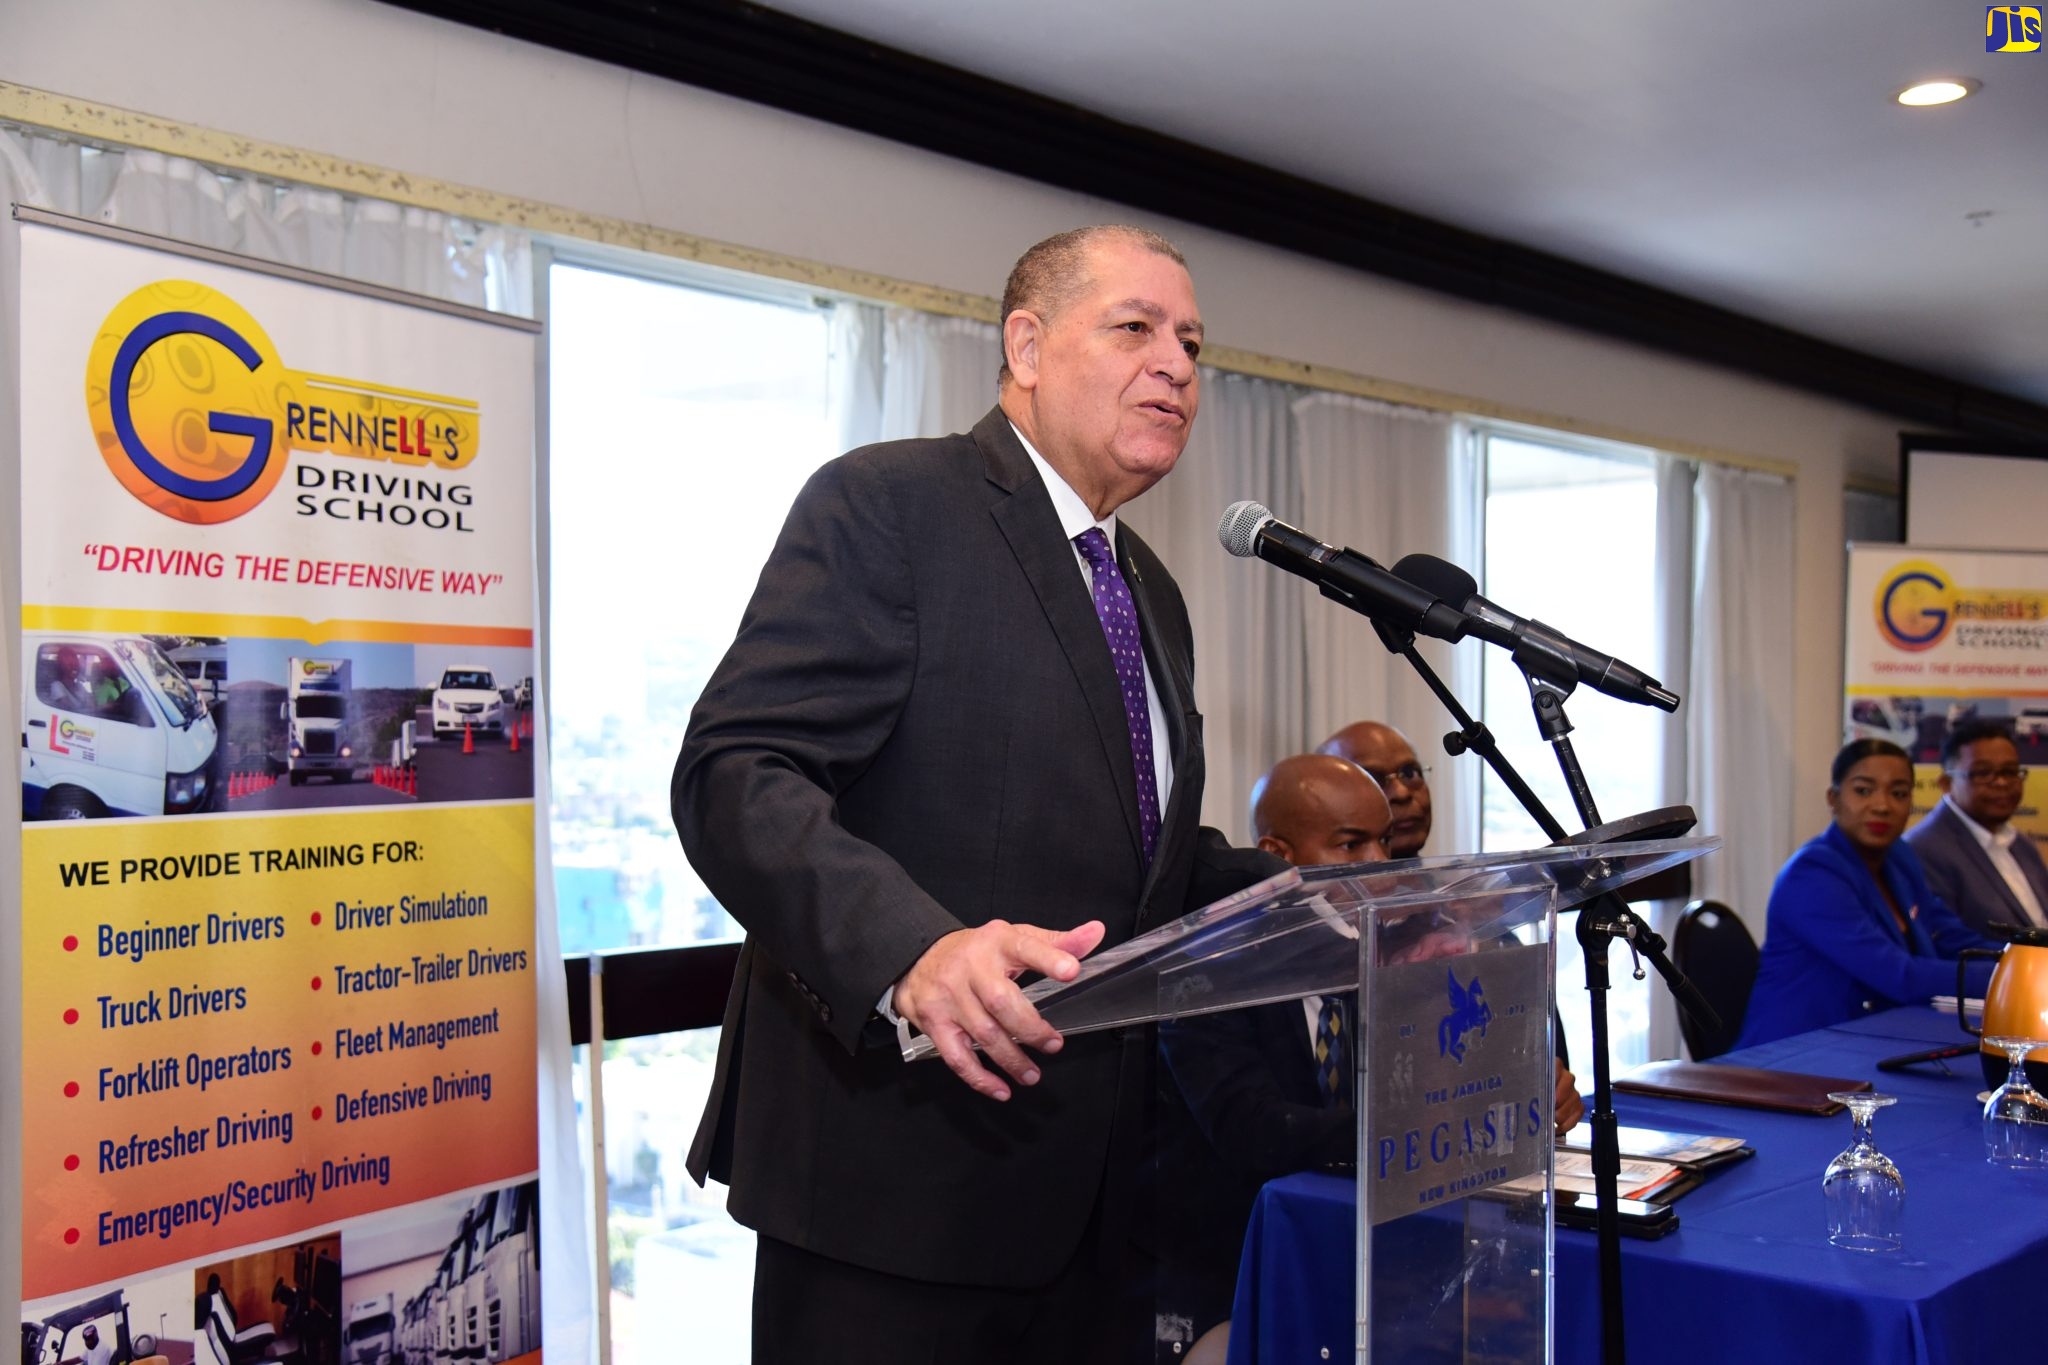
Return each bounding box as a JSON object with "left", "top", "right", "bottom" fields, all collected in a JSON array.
[
  {"left": 1737, "top": 824, "right": 1999, "bottom": 1047},
  {"left": 674, "top": 407, "right": 1277, "bottom": 1289},
  {"left": 1903, "top": 801, "right": 2048, "bottom": 938}
]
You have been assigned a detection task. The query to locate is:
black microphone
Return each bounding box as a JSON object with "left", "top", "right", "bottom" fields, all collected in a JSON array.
[
  {"left": 1217, "top": 502, "right": 1468, "bottom": 640},
  {"left": 1393, "top": 553, "right": 1680, "bottom": 712}
]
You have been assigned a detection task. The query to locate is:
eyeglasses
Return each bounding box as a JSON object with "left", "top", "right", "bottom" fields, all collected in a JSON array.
[
  {"left": 1953, "top": 765, "right": 2028, "bottom": 785},
  {"left": 1365, "top": 763, "right": 1431, "bottom": 790}
]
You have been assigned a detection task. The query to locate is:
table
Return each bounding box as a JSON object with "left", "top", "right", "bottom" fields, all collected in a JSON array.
[{"left": 1228, "top": 1007, "right": 2048, "bottom": 1364}]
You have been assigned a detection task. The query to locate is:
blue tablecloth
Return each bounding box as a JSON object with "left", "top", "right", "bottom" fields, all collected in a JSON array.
[{"left": 1228, "top": 1007, "right": 2048, "bottom": 1364}]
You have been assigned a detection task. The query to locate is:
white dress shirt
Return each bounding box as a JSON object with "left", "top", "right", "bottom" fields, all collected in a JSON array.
[{"left": 1944, "top": 795, "right": 2048, "bottom": 929}]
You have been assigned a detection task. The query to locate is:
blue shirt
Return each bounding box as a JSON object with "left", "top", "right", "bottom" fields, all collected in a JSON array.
[{"left": 1737, "top": 823, "right": 2000, "bottom": 1047}]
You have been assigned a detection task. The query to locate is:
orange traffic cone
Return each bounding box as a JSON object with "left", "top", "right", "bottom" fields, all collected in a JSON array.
[
  {"left": 406, "top": 766, "right": 418, "bottom": 797},
  {"left": 508, "top": 722, "right": 519, "bottom": 754},
  {"left": 462, "top": 722, "right": 474, "bottom": 755}
]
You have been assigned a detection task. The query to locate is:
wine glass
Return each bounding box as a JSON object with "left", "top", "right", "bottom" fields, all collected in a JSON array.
[
  {"left": 1822, "top": 1092, "right": 1903, "bottom": 1252},
  {"left": 1981, "top": 1036, "right": 2048, "bottom": 1168}
]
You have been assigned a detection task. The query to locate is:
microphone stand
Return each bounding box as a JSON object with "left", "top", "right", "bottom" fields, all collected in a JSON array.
[{"left": 1360, "top": 604, "right": 1719, "bottom": 1365}]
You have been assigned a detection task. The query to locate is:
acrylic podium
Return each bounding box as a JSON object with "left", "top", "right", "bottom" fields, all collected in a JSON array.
[{"left": 904, "top": 836, "right": 1717, "bottom": 1363}]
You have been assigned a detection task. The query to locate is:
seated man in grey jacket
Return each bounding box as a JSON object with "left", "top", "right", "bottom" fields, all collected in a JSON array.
[{"left": 1904, "top": 718, "right": 2048, "bottom": 936}]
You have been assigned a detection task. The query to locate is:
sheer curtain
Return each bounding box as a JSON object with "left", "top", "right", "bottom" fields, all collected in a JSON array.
[
  {"left": 1645, "top": 454, "right": 1699, "bottom": 1058},
  {"left": 1685, "top": 464, "right": 1797, "bottom": 931},
  {"left": 1294, "top": 393, "right": 1477, "bottom": 854},
  {"left": 0, "top": 131, "right": 531, "bottom": 312},
  {"left": 828, "top": 302, "right": 1000, "bottom": 450},
  {"left": 2, "top": 123, "right": 577, "bottom": 1355}
]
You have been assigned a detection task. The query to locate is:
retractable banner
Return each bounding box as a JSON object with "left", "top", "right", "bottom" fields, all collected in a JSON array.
[
  {"left": 15, "top": 218, "right": 545, "bottom": 1365},
  {"left": 1844, "top": 545, "right": 2048, "bottom": 845}
]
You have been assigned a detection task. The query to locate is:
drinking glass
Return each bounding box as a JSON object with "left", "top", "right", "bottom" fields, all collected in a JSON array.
[
  {"left": 1982, "top": 1036, "right": 2048, "bottom": 1168},
  {"left": 1822, "top": 1092, "right": 1902, "bottom": 1252}
]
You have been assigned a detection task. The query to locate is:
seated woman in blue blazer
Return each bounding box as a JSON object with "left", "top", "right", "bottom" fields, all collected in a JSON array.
[{"left": 1738, "top": 738, "right": 2003, "bottom": 1047}]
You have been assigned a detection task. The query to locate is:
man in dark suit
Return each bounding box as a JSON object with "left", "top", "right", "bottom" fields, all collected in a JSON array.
[
  {"left": 1904, "top": 718, "right": 2048, "bottom": 936},
  {"left": 673, "top": 226, "right": 1280, "bottom": 1363}
]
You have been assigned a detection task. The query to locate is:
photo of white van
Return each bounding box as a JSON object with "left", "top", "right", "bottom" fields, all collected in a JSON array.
[{"left": 21, "top": 632, "right": 220, "bottom": 819}]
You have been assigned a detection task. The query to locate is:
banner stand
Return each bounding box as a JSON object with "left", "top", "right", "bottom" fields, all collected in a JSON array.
[{"left": 11, "top": 207, "right": 558, "bottom": 1365}]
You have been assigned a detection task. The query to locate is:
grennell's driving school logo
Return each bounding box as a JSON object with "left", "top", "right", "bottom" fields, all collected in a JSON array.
[
  {"left": 1876, "top": 560, "right": 1954, "bottom": 652},
  {"left": 1437, "top": 968, "right": 1492, "bottom": 1063},
  {"left": 85, "top": 280, "right": 479, "bottom": 525},
  {"left": 1876, "top": 559, "right": 2048, "bottom": 652}
]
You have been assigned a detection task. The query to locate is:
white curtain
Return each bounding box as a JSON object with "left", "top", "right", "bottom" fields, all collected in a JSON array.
[
  {"left": 1294, "top": 394, "right": 1477, "bottom": 854},
  {"left": 1, "top": 131, "right": 530, "bottom": 312},
  {"left": 877, "top": 308, "right": 1002, "bottom": 442},
  {"left": 1685, "top": 463, "right": 1797, "bottom": 932},
  {"left": 1123, "top": 370, "right": 1306, "bottom": 840},
  {"left": 828, "top": 303, "right": 1000, "bottom": 450},
  {"left": 1646, "top": 454, "right": 1698, "bottom": 1058}
]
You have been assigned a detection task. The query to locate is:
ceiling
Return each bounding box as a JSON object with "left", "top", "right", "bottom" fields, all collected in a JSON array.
[{"left": 755, "top": 0, "right": 2048, "bottom": 407}]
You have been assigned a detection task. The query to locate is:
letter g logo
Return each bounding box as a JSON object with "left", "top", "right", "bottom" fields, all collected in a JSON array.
[
  {"left": 86, "top": 281, "right": 289, "bottom": 525},
  {"left": 1876, "top": 563, "right": 1954, "bottom": 652}
]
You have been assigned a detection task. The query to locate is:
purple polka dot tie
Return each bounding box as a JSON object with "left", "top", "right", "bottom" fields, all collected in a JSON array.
[{"left": 1074, "top": 528, "right": 1160, "bottom": 865}]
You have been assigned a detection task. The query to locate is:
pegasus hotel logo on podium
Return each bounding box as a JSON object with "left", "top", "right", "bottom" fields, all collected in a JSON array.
[{"left": 86, "top": 280, "right": 481, "bottom": 529}]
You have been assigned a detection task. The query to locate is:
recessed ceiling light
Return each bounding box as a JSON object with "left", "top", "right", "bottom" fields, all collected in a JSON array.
[{"left": 1896, "top": 79, "right": 1978, "bottom": 107}]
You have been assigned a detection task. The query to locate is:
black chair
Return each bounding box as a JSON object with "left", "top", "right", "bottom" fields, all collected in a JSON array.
[{"left": 1672, "top": 899, "right": 1759, "bottom": 1060}]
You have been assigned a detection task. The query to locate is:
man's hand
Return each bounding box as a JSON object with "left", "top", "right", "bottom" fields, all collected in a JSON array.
[
  {"left": 894, "top": 919, "right": 1107, "bottom": 1101},
  {"left": 1554, "top": 1059, "right": 1585, "bottom": 1136}
]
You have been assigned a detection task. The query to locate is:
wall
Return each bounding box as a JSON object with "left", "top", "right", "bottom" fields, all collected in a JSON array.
[{"left": 0, "top": 0, "right": 1901, "bottom": 852}]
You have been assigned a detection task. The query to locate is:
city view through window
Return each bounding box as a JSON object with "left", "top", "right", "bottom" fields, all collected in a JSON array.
[
  {"left": 1478, "top": 434, "right": 1663, "bottom": 1072},
  {"left": 547, "top": 262, "right": 837, "bottom": 1363}
]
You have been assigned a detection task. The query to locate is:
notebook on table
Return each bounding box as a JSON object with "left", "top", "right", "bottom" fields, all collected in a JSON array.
[{"left": 1614, "top": 1060, "right": 1871, "bottom": 1116}]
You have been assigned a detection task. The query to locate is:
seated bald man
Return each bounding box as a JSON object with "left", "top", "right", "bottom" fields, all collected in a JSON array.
[{"left": 1320, "top": 719, "right": 1434, "bottom": 858}]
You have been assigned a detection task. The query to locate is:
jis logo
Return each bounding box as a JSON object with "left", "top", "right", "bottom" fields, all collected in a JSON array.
[{"left": 1987, "top": 6, "right": 2042, "bottom": 51}]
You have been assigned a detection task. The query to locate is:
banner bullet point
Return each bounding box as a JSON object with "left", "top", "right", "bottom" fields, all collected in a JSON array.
[
  {"left": 63, "top": 1228, "right": 79, "bottom": 1245},
  {"left": 63, "top": 1008, "right": 78, "bottom": 1025},
  {"left": 312, "top": 1041, "right": 323, "bottom": 1055},
  {"left": 63, "top": 1081, "right": 79, "bottom": 1098},
  {"left": 312, "top": 911, "right": 322, "bottom": 926},
  {"left": 311, "top": 976, "right": 322, "bottom": 991},
  {"left": 312, "top": 1106, "right": 324, "bottom": 1120},
  {"left": 63, "top": 935, "right": 78, "bottom": 952},
  {"left": 64, "top": 1155, "right": 79, "bottom": 1171}
]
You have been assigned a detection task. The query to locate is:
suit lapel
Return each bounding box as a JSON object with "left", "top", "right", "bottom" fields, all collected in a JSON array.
[
  {"left": 977, "top": 411, "right": 1148, "bottom": 870},
  {"left": 1944, "top": 806, "right": 2031, "bottom": 927},
  {"left": 1123, "top": 529, "right": 1201, "bottom": 915},
  {"left": 2011, "top": 833, "right": 2048, "bottom": 925},
  {"left": 1875, "top": 856, "right": 1935, "bottom": 954}
]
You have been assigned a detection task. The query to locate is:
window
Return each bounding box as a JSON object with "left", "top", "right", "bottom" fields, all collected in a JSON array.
[
  {"left": 1477, "top": 431, "right": 1664, "bottom": 1071},
  {"left": 547, "top": 261, "right": 838, "bottom": 956},
  {"left": 547, "top": 259, "right": 840, "bottom": 1365}
]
